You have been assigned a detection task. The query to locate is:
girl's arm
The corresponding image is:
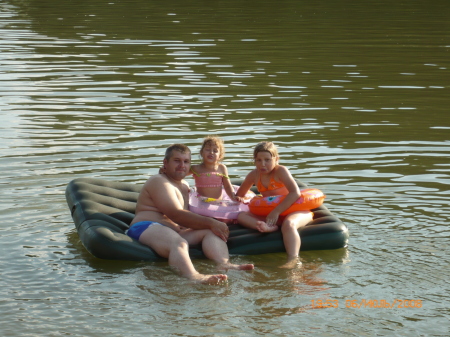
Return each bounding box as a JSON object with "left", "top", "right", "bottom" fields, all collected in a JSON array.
[
  {"left": 235, "top": 170, "right": 256, "bottom": 199},
  {"left": 187, "top": 165, "right": 198, "bottom": 177},
  {"left": 220, "top": 164, "right": 237, "bottom": 200},
  {"left": 265, "top": 166, "right": 301, "bottom": 224}
]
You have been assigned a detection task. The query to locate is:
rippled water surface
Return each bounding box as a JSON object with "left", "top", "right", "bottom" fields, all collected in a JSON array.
[{"left": 1, "top": 0, "right": 449, "bottom": 336}]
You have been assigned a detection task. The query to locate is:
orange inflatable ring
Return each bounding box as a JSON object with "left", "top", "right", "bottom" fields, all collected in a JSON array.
[{"left": 248, "top": 188, "right": 325, "bottom": 217}]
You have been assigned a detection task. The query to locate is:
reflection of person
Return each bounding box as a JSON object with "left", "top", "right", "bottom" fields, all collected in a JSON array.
[
  {"left": 128, "top": 144, "right": 254, "bottom": 284},
  {"left": 190, "top": 135, "right": 239, "bottom": 201},
  {"left": 236, "top": 141, "right": 313, "bottom": 267}
]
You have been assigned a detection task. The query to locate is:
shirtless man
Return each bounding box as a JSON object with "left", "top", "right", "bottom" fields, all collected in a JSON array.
[{"left": 127, "top": 144, "right": 254, "bottom": 284}]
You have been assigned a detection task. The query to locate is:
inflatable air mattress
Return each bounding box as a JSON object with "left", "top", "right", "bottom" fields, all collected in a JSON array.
[{"left": 66, "top": 177, "right": 349, "bottom": 260}]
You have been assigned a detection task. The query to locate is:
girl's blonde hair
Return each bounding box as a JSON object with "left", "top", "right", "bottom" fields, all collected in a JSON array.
[
  {"left": 253, "top": 141, "right": 279, "bottom": 159},
  {"left": 200, "top": 135, "right": 225, "bottom": 161}
]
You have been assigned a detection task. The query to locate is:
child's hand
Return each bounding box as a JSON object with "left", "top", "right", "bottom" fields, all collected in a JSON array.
[
  {"left": 266, "top": 211, "right": 280, "bottom": 227},
  {"left": 234, "top": 196, "right": 243, "bottom": 203},
  {"left": 233, "top": 194, "right": 246, "bottom": 203}
]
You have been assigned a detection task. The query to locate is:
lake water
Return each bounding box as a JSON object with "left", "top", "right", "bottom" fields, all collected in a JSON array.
[{"left": 1, "top": 0, "right": 449, "bottom": 336}]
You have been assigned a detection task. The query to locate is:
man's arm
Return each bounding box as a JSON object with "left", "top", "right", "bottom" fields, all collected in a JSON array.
[{"left": 148, "top": 176, "right": 229, "bottom": 241}]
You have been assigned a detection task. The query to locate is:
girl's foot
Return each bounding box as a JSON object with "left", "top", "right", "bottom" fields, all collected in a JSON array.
[
  {"left": 279, "top": 256, "right": 302, "bottom": 269},
  {"left": 256, "top": 221, "right": 279, "bottom": 233}
]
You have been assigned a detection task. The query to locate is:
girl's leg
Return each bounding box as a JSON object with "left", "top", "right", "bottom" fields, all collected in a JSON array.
[
  {"left": 237, "top": 212, "right": 277, "bottom": 233},
  {"left": 237, "top": 212, "right": 260, "bottom": 230},
  {"left": 280, "top": 211, "right": 313, "bottom": 258}
]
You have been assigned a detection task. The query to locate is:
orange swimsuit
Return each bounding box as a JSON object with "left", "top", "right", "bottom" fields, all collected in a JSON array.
[{"left": 256, "top": 172, "right": 289, "bottom": 195}]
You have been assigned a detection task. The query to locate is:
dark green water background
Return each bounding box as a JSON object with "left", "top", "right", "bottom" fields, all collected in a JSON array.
[{"left": 1, "top": 0, "right": 449, "bottom": 336}]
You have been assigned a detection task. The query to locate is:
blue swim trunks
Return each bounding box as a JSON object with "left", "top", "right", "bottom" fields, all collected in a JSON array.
[{"left": 126, "top": 221, "right": 165, "bottom": 241}]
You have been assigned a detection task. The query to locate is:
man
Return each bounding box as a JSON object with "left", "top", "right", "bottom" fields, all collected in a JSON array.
[{"left": 128, "top": 144, "right": 254, "bottom": 284}]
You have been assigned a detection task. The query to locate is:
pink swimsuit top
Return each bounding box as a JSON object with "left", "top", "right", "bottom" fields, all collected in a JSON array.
[{"left": 191, "top": 169, "right": 229, "bottom": 188}]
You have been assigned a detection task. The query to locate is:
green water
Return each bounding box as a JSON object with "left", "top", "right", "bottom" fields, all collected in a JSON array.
[{"left": 1, "top": 0, "right": 449, "bottom": 336}]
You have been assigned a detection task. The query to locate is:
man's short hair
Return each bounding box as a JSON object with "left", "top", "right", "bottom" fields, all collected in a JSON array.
[{"left": 164, "top": 144, "right": 191, "bottom": 161}]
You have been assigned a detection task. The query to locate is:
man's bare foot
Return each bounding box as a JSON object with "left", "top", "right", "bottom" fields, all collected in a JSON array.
[
  {"left": 256, "top": 221, "right": 279, "bottom": 233},
  {"left": 279, "top": 256, "right": 302, "bottom": 269},
  {"left": 190, "top": 273, "right": 228, "bottom": 284},
  {"left": 218, "top": 263, "right": 255, "bottom": 271}
]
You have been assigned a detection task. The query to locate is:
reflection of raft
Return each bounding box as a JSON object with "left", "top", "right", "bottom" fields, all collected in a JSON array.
[{"left": 66, "top": 177, "right": 349, "bottom": 261}]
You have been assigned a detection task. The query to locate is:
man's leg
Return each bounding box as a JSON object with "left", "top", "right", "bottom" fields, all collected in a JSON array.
[
  {"left": 139, "top": 225, "right": 227, "bottom": 283},
  {"left": 180, "top": 229, "right": 254, "bottom": 271}
]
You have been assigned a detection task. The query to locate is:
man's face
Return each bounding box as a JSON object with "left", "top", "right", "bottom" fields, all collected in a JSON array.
[{"left": 164, "top": 150, "right": 191, "bottom": 181}]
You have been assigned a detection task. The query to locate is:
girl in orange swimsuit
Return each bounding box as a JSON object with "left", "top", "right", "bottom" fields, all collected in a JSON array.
[{"left": 236, "top": 141, "right": 313, "bottom": 267}]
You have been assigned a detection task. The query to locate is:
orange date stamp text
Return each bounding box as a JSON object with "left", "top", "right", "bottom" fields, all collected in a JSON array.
[{"left": 311, "top": 299, "right": 422, "bottom": 309}]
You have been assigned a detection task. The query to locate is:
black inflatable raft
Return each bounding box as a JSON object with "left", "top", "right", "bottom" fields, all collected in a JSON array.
[{"left": 66, "top": 177, "right": 349, "bottom": 261}]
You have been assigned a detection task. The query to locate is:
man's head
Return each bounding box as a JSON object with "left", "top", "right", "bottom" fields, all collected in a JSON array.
[
  {"left": 163, "top": 144, "right": 191, "bottom": 181},
  {"left": 164, "top": 144, "right": 191, "bottom": 161}
]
